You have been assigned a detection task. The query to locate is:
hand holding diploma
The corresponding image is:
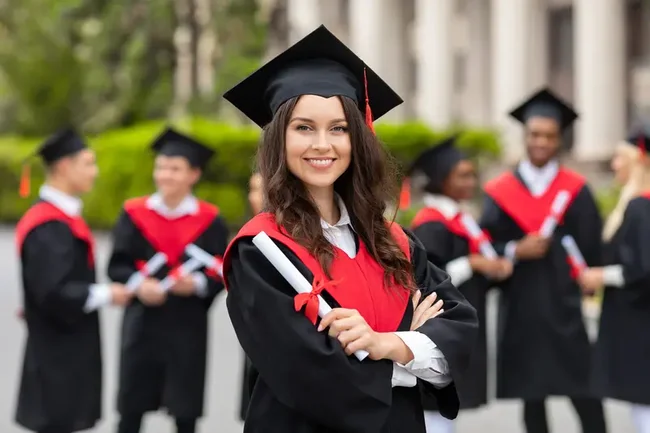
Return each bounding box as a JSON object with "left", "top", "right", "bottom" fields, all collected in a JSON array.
[
  {"left": 126, "top": 252, "right": 167, "bottom": 292},
  {"left": 539, "top": 190, "right": 571, "bottom": 238}
]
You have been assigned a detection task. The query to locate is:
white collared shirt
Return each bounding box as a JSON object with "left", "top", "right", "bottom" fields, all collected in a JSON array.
[
  {"left": 145, "top": 192, "right": 208, "bottom": 296},
  {"left": 321, "top": 195, "right": 451, "bottom": 389},
  {"left": 518, "top": 159, "right": 559, "bottom": 197},
  {"left": 38, "top": 185, "right": 113, "bottom": 313},
  {"left": 422, "top": 194, "right": 474, "bottom": 287}
]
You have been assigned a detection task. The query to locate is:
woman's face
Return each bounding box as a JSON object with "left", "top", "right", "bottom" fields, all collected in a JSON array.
[
  {"left": 442, "top": 159, "right": 477, "bottom": 201},
  {"left": 611, "top": 143, "right": 636, "bottom": 185},
  {"left": 284, "top": 95, "right": 352, "bottom": 196},
  {"left": 248, "top": 173, "right": 263, "bottom": 214}
]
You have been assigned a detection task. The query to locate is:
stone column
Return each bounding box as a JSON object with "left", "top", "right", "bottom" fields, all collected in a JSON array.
[
  {"left": 491, "top": 0, "right": 531, "bottom": 162},
  {"left": 464, "top": 0, "right": 491, "bottom": 126},
  {"left": 286, "top": 0, "right": 321, "bottom": 44},
  {"left": 573, "top": 0, "right": 626, "bottom": 161},
  {"left": 528, "top": 0, "right": 549, "bottom": 89},
  {"left": 413, "top": 0, "right": 454, "bottom": 128}
]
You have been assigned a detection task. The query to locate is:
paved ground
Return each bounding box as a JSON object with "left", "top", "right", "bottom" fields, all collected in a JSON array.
[{"left": 0, "top": 225, "right": 636, "bottom": 432}]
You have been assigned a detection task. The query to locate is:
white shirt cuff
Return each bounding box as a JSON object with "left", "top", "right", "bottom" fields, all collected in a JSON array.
[
  {"left": 603, "top": 264, "right": 625, "bottom": 288},
  {"left": 445, "top": 256, "right": 472, "bottom": 286},
  {"left": 504, "top": 241, "right": 518, "bottom": 262},
  {"left": 192, "top": 272, "right": 208, "bottom": 297},
  {"left": 391, "top": 363, "right": 417, "bottom": 388},
  {"left": 394, "top": 331, "right": 452, "bottom": 388},
  {"left": 83, "top": 284, "right": 112, "bottom": 313}
]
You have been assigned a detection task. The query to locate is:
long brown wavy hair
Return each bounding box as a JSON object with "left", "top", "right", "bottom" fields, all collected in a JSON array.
[{"left": 257, "top": 95, "right": 415, "bottom": 291}]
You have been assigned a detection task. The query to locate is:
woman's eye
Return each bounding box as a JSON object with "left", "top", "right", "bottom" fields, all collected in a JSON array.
[
  {"left": 332, "top": 126, "right": 348, "bottom": 132},
  {"left": 296, "top": 125, "right": 311, "bottom": 131}
]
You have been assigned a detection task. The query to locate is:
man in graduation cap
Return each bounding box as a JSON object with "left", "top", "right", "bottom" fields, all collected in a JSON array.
[
  {"left": 14, "top": 128, "right": 132, "bottom": 433},
  {"left": 480, "top": 88, "right": 607, "bottom": 433},
  {"left": 107, "top": 127, "right": 229, "bottom": 433}
]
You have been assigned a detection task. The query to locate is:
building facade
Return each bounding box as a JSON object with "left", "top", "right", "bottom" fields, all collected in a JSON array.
[{"left": 284, "top": 0, "right": 650, "bottom": 163}]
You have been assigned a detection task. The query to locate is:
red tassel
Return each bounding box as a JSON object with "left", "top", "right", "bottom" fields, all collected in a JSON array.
[
  {"left": 19, "top": 163, "right": 31, "bottom": 198},
  {"left": 399, "top": 178, "right": 411, "bottom": 210},
  {"left": 363, "top": 67, "right": 375, "bottom": 134},
  {"left": 639, "top": 135, "right": 646, "bottom": 161}
]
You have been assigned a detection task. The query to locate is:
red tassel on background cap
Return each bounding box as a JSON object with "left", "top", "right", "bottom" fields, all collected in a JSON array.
[
  {"left": 399, "top": 178, "right": 411, "bottom": 210},
  {"left": 363, "top": 67, "right": 375, "bottom": 134},
  {"left": 19, "top": 163, "right": 30, "bottom": 198}
]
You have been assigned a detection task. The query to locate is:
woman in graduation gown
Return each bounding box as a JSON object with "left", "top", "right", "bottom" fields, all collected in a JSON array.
[
  {"left": 404, "top": 136, "right": 513, "bottom": 432},
  {"left": 579, "top": 129, "right": 650, "bottom": 433},
  {"left": 238, "top": 172, "right": 263, "bottom": 422},
  {"left": 221, "top": 25, "right": 478, "bottom": 433},
  {"left": 479, "top": 88, "right": 607, "bottom": 433}
]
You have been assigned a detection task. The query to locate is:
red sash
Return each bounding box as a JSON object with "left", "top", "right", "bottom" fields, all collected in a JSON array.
[
  {"left": 411, "top": 207, "right": 491, "bottom": 254},
  {"left": 223, "top": 213, "right": 411, "bottom": 333},
  {"left": 15, "top": 201, "right": 95, "bottom": 266},
  {"left": 483, "top": 168, "right": 585, "bottom": 234},
  {"left": 641, "top": 191, "right": 650, "bottom": 201},
  {"left": 124, "top": 197, "right": 219, "bottom": 267}
]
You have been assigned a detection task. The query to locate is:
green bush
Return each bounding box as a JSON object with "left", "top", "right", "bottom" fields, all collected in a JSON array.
[{"left": 0, "top": 118, "right": 502, "bottom": 229}]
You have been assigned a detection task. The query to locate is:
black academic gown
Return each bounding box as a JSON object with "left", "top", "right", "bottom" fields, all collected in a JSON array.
[
  {"left": 225, "top": 225, "right": 478, "bottom": 433},
  {"left": 480, "top": 169, "right": 603, "bottom": 400},
  {"left": 413, "top": 220, "right": 489, "bottom": 410},
  {"left": 593, "top": 196, "right": 650, "bottom": 405},
  {"left": 107, "top": 203, "right": 229, "bottom": 419},
  {"left": 15, "top": 200, "right": 102, "bottom": 432}
]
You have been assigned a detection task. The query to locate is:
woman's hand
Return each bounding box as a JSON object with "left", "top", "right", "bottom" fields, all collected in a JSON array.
[
  {"left": 411, "top": 290, "right": 444, "bottom": 330},
  {"left": 318, "top": 308, "right": 392, "bottom": 360},
  {"left": 578, "top": 267, "right": 603, "bottom": 295}
]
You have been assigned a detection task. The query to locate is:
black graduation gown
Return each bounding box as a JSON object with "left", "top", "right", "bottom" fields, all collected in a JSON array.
[
  {"left": 239, "top": 356, "right": 255, "bottom": 421},
  {"left": 15, "top": 200, "right": 102, "bottom": 432},
  {"left": 107, "top": 200, "right": 229, "bottom": 419},
  {"left": 225, "top": 221, "right": 478, "bottom": 433},
  {"left": 593, "top": 196, "right": 650, "bottom": 405},
  {"left": 479, "top": 168, "right": 603, "bottom": 400},
  {"left": 412, "top": 220, "right": 489, "bottom": 410}
]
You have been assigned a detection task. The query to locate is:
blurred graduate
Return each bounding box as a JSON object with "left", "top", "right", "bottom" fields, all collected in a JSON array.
[
  {"left": 404, "top": 135, "right": 512, "bottom": 433},
  {"left": 107, "top": 128, "right": 229, "bottom": 433},
  {"left": 579, "top": 126, "right": 650, "bottom": 433},
  {"left": 14, "top": 129, "right": 132, "bottom": 433},
  {"left": 479, "top": 88, "right": 607, "bottom": 433}
]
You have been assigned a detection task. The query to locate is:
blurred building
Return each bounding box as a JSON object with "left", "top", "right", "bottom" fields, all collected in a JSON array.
[{"left": 283, "top": 0, "right": 650, "bottom": 163}]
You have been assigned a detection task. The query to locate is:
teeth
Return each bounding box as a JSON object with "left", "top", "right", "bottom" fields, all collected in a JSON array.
[{"left": 307, "top": 159, "right": 333, "bottom": 166}]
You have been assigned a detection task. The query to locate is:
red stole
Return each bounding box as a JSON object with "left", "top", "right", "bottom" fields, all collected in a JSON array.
[
  {"left": 124, "top": 197, "right": 219, "bottom": 267},
  {"left": 483, "top": 168, "right": 585, "bottom": 234},
  {"left": 223, "top": 213, "right": 411, "bottom": 333},
  {"left": 15, "top": 201, "right": 95, "bottom": 266},
  {"left": 411, "top": 207, "right": 490, "bottom": 254}
]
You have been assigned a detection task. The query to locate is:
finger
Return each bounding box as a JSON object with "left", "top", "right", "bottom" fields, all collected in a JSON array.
[
  {"left": 414, "top": 301, "right": 443, "bottom": 328},
  {"left": 337, "top": 326, "right": 367, "bottom": 347},
  {"left": 411, "top": 290, "right": 421, "bottom": 311},
  {"left": 345, "top": 334, "right": 371, "bottom": 356},
  {"left": 328, "top": 316, "right": 364, "bottom": 336},
  {"left": 414, "top": 292, "right": 437, "bottom": 317},
  {"left": 318, "top": 308, "right": 357, "bottom": 331},
  {"left": 433, "top": 308, "right": 445, "bottom": 318}
]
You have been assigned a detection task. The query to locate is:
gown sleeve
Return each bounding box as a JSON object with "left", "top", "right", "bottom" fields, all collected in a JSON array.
[
  {"left": 22, "top": 221, "right": 92, "bottom": 326},
  {"left": 478, "top": 195, "right": 511, "bottom": 257},
  {"left": 412, "top": 221, "right": 454, "bottom": 266},
  {"left": 617, "top": 197, "right": 650, "bottom": 286},
  {"left": 403, "top": 229, "right": 479, "bottom": 419},
  {"left": 565, "top": 185, "right": 604, "bottom": 267},
  {"left": 225, "top": 237, "right": 394, "bottom": 433},
  {"left": 193, "top": 215, "right": 229, "bottom": 307},
  {"left": 107, "top": 209, "right": 139, "bottom": 284}
]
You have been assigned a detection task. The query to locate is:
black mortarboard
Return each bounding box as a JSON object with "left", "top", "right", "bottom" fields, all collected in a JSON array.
[
  {"left": 399, "top": 135, "right": 467, "bottom": 209},
  {"left": 509, "top": 87, "right": 578, "bottom": 131},
  {"left": 151, "top": 127, "right": 215, "bottom": 169},
  {"left": 626, "top": 122, "right": 650, "bottom": 155},
  {"left": 223, "top": 25, "right": 403, "bottom": 129},
  {"left": 20, "top": 127, "right": 88, "bottom": 198}
]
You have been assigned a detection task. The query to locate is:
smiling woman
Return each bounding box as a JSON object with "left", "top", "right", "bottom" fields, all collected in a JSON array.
[{"left": 221, "top": 25, "right": 478, "bottom": 433}]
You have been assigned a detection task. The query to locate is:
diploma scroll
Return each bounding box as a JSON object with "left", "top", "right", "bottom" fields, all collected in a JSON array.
[
  {"left": 459, "top": 214, "right": 498, "bottom": 259},
  {"left": 561, "top": 235, "right": 587, "bottom": 273},
  {"left": 539, "top": 190, "right": 571, "bottom": 238},
  {"left": 185, "top": 244, "right": 223, "bottom": 277},
  {"left": 159, "top": 258, "right": 204, "bottom": 292},
  {"left": 252, "top": 231, "right": 369, "bottom": 361},
  {"left": 126, "top": 252, "right": 168, "bottom": 292}
]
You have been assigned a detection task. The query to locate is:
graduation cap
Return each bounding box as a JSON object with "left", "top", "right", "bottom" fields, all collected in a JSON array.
[
  {"left": 223, "top": 25, "right": 403, "bottom": 131},
  {"left": 151, "top": 127, "right": 215, "bottom": 169},
  {"left": 399, "top": 135, "right": 467, "bottom": 209},
  {"left": 19, "top": 127, "right": 88, "bottom": 198},
  {"left": 509, "top": 87, "right": 578, "bottom": 131},
  {"left": 626, "top": 122, "right": 650, "bottom": 158}
]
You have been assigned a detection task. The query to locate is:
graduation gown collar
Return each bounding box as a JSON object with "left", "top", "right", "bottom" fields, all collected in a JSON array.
[
  {"left": 517, "top": 159, "right": 559, "bottom": 197},
  {"left": 39, "top": 184, "right": 82, "bottom": 217},
  {"left": 422, "top": 194, "right": 460, "bottom": 219},
  {"left": 146, "top": 192, "right": 198, "bottom": 219}
]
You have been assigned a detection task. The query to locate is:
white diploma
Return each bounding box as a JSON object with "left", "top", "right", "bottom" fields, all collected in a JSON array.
[
  {"left": 126, "top": 252, "right": 168, "bottom": 292},
  {"left": 459, "top": 213, "right": 498, "bottom": 259},
  {"left": 561, "top": 235, "right": 587, "bottom": 271},
  {"left": 185, "top": 244, "right": 223, "bottom": 277},
  {"left": 159, "top": 258, "right": 204, "bottom": 292},
  {"left": 539, "top": 190, "right": 571, "bottom": 238},
  {"left": 252, "top": 231, "right": 369, "bottom": 361}
]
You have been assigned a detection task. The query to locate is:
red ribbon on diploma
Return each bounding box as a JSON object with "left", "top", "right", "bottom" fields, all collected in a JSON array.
[{"left": 294, "top": 276, "right": 340, "bottom": 324}]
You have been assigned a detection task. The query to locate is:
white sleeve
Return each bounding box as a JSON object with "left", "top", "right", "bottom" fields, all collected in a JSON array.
[
  {"left": 83, "top": 284, "right": 112, "bottom": 312},
  {"left": 602, "top": 264, "right": 625, "bottom": 288},
  {"left": 444, "top": 256, "right": 472, "bottom": 286},
  {"left": 391, "top": 364, "right": 417, "bottom": 388},
  {"left": 393, "top": 331, "right": 452, "bottom": 389}
]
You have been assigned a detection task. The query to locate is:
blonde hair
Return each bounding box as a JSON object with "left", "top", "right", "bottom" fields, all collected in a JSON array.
[{"left": 602, "top": 142, "right": 650, "bottom": 241}]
